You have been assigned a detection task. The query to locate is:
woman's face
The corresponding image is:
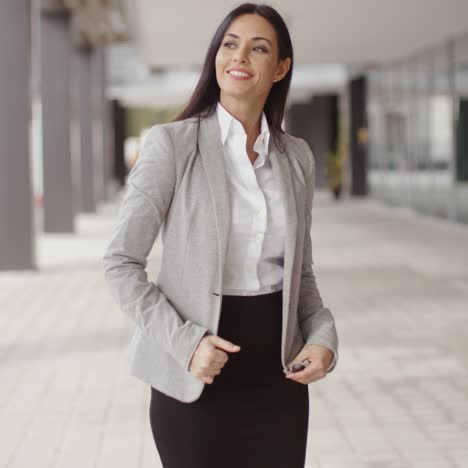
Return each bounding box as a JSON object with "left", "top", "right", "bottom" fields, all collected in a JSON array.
[{"left": 215, "top": 13, "right": 291, "bottom": 104}]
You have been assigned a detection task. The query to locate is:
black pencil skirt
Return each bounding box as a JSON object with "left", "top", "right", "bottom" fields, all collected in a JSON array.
[{"left": 149, "top": 289, "right": 309, "bottom": 468}]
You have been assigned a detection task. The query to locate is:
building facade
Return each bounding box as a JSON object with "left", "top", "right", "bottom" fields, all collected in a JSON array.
[{"left": 367, "top": 32, "right": 468, "bottom": 224}]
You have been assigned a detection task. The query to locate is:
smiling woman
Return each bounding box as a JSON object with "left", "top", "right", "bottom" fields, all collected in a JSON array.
[
  {"left": 146, "top": 5, "right": 314, "bottom": 468},
  {"left": 103, "top": 2, "right": 339, "bottom": 468}
]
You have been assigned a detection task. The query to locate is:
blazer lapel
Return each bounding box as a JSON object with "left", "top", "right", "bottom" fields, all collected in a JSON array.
[
  {"left": 269, "top": 134, "right": 298, "bottom": 328},
  {"left": 198, "top": 111, "right": 232, "bottom": 283},
  {"left": 197, "top": 111, "right": 298, "bottom": 309}
]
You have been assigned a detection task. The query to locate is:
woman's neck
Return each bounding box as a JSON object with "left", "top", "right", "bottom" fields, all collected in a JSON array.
[{"left": 219, "top": 96, "right": 264, "bottom": 136}]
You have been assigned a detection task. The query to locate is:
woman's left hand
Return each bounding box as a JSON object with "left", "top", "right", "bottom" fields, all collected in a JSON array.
[{"left": 285, "top": 344, "right": 333, "bottom": 384}]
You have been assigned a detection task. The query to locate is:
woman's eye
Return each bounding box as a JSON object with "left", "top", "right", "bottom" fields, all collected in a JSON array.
[{"left": 222, "top": 42, "right": 267, "bottom": 53}]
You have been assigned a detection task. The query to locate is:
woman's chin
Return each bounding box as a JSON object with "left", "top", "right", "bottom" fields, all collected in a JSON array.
[{"left": 220, "top": 86, "right": 254, "bottom": 99}]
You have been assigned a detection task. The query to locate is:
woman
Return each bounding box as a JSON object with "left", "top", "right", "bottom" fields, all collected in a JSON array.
[{"left": 103, "top": 3, "right": 339, "bottom": 467}]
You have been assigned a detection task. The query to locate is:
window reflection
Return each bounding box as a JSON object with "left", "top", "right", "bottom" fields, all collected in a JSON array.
[{"left": 367, "top": 34, "right": 468, "bottom": 223}]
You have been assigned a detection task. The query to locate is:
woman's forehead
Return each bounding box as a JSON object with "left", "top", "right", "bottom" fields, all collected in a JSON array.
[{"left": 226, "top": 14, "right": 276, "bottom": 39}]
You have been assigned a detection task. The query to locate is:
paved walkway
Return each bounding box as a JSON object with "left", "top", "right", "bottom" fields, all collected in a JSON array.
[{"left": 1, "top": 191, "right": 467, "bottom": 468}]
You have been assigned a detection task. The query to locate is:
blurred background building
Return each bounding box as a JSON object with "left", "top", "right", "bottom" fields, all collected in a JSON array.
[{"left": 1, "top": 0, "right": 468, "bottom": 270}]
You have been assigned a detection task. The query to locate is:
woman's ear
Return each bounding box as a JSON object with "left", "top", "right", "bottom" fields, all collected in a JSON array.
[{"left": 274, "top": 57, "right": 291, "bottom": 82}]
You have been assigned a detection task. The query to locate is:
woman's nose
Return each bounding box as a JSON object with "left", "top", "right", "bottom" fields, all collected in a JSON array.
[{"left": 234, "top": 48, "right": 248, "bottom": 63}]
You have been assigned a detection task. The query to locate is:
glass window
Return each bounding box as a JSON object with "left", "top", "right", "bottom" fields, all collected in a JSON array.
[{"left": 430, "top": 44, "right": 453, "bottom": 171}]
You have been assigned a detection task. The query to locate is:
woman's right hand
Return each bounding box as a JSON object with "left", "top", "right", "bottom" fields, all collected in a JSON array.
[{"left": 189, "top": 335, "right": 241, "bottom": 384}]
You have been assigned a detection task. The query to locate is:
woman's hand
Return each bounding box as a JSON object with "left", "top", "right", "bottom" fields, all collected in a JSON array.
[
  {"left": 189, "top": 335, "right": 241, "bottom": 384},
  {"left": 285, "top": 344, "right": 333, "bottom": 384}
]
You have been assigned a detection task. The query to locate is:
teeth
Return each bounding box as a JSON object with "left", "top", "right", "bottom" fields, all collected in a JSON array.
[{"left": 229, "top": 71, "right": 250, "bottom": 77}]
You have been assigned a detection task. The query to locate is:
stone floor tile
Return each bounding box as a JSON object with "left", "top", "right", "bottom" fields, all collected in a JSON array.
[{"left": 1, "top": 193, "right": 467, "bottom": 467}]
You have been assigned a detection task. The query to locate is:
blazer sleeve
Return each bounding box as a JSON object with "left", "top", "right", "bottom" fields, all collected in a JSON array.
[
  {"left": 297, "top": 139, "right": 339, "bottom": 373},
  {"left": 102, "top": 125, "right": 209, "bottom": 373}
]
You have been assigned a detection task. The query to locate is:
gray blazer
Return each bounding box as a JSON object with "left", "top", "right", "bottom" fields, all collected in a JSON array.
[{"left": 102, "top": 110, "right": 339, "bottom": 403}]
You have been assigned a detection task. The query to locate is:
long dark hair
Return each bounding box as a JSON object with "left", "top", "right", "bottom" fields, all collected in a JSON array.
[{"left": 172, "top": 3, "right": 294, "bottom": 151}]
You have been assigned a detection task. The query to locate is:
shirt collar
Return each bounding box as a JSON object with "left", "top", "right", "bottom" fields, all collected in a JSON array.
[{"left": 216, "top": 101, "right": 270, "bottom": 155}]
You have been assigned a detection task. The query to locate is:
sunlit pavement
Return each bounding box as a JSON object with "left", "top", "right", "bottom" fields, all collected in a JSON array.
[{"left": 1, "top": 190, "right": 467, "bottom": 468}]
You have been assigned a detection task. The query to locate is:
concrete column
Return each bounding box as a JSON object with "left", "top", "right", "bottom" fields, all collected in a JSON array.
[
  {"left": 91, "top": 46, "right": 104, "bottom": 203},
  {"left": 91, "top": 46, "right": 118, "bottom": 202},
  {"left": 99, "top": 47, "right": 116, "bottom": 200},
  {"left": 40, "top": 11, "right": 75, "bottom": 232},
  {"left": 75, "top": 46, "right": 96, "bottom": 213},
  {"left": 349, "top": 75, "right": 369, "bottom": 196},
  {"left": 103, "top": 97, "right": 117, "bottom": 199},
  {"left": 0, "top": 1, "right": 35, "bottom": 270},
  {"left": 111, "top": 99, "right": 127, "bottom": 187}
]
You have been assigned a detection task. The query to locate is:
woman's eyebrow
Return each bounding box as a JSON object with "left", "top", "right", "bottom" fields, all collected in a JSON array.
[{"left": 224, "top": 33, "right": 272, "bottom": 47}]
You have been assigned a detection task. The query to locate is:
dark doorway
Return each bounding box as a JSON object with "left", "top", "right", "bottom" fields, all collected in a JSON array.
[
  {"left": 349, "top": 75, "right": 368, "bottom": 196},
  {"left": 456, "top": 98, "right": 468, "bottom": 182},
  {"left": 287, "top": 95, "right": 339, "bottom": 190}
]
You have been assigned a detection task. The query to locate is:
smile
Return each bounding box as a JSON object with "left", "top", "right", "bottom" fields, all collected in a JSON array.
[{"left": 227, "top": 70, "right": 253, "bottom": 80}]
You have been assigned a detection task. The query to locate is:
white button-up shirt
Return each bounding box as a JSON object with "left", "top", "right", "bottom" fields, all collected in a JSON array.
[
  {"left": 216, "top": 102, "right": 336, "bottom": 371},
  {"left": 216, "top": 101, "right": 286, "bottom": 296}
]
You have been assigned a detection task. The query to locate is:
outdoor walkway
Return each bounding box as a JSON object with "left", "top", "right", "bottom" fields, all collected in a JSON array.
[{"left": 1, "top": 191, "right": 467, "bottom": 468}]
